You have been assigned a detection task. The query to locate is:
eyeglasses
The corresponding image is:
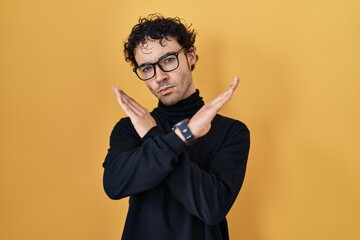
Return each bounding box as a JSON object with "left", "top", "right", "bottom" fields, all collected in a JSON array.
[{"left": 133, "top": 48, "right": 185, "bottom": 81}]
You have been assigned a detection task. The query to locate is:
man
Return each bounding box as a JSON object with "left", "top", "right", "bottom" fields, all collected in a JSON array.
[{"left": 103, "top": 14, "right": 250, "bottom": 240}]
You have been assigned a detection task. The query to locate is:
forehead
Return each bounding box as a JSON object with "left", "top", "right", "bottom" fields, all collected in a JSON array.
[{"left": 134, "top": 37, "right": 181, "bottom": 65}]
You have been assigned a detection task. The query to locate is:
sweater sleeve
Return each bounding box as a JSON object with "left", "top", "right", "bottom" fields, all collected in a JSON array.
[
  {"left": 165, "top": 121, "right": 250, "bottom": 225},
  {"left": 102, "top": 118, "right": 188, "bottom": 200}
]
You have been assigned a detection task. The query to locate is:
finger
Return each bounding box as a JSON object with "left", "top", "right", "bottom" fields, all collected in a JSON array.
[
  {"left": 112, "top": 86, "right": 135, "bottom": 107},
  {"left": 217, "top": 77, "right": 239, "bottom": 99},
  {"left": 118, "top": 91, "right": 147, "bottom": 114},
  {"left": 223, "top": 77, "right": 239, "bottom": 96},
  {"left": 221, "top": 76, "right": 240, "bottom": 99},
  {"left": 207, "top": 77, "right": 239, "bottom": 108},
  {"left": 112, "top": 86, "right": 149, "bottom": 118},
  {"left": 230, "top": 76, "right": 239, "bottom": 91},
  {"left": 112, "top": 86, "right": 122, "bottom": 97},
  {"left": 113, "top": 87, "right": 133, "bottom": 111},
  {"left": 112, "top": 86, "right": 135, "bottom": 114},
  {"left": 112, "top": 86, "right": 127, "bottom": 108}
]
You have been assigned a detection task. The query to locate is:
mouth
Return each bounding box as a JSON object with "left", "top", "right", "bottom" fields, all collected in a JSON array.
[{"left": 158, "top": 86, "right": 174, "bottom": 95}]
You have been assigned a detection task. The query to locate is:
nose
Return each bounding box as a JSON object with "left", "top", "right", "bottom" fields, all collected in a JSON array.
[{"left": 154, "top": 64, "right": 169, "bottom": 83}]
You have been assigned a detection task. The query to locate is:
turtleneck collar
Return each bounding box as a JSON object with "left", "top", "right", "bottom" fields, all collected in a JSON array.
[{"left": 153, "top": 89, "right": 204, "bottom": 124}]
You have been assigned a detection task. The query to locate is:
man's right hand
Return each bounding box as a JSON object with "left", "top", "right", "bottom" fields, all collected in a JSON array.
[{"left": 112, "top": 86, "right": 157, "bottom": 138}]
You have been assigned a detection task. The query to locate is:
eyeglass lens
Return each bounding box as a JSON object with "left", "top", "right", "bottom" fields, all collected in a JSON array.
[{"left": 136, "top": 54, "right": 179, "bottom": 80}]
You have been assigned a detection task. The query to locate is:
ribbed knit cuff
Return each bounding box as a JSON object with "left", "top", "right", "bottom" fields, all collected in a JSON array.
[
  {"left": 162, "top": 131, "right": 187, "bottom": 155},
  {"left": 142, "top": 126, "right": 164, "bottom": 140}
]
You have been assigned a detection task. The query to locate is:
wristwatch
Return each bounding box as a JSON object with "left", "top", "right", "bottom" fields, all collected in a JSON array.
[{"left": 172, "top": 119, "right": 197, "bottom": 146}]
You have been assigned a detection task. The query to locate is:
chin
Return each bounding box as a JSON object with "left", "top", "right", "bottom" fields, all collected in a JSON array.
[
  {"left": 160, "top": 99, "right": 178, "bottom": 106},
  {"left": 159, "top": 95, "right": 180, "bottom": 106}
]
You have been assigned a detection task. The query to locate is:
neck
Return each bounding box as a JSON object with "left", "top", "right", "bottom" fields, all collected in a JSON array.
[{"left": 154, "top": 89, "right": 204, "bottom": 124}]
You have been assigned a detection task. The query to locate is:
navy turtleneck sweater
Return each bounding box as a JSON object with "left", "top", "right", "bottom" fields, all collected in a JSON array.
[{"left": 103, "top": 90, "right": 250, "bottom": 240}]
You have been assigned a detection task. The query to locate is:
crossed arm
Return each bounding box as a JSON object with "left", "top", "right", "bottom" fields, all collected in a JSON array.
[{"left": 112, "top": 77, "right": 240, "bottom": 140}]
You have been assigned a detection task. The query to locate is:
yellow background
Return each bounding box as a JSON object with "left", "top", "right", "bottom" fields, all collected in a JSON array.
[{"left": 1, "top": 0, "right": 359, "bottom": 239}]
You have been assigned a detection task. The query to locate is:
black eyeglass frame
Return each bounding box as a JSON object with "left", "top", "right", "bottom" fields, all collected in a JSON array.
[{"left": 132, "top": 48, "right": 185, "bottom": 81}]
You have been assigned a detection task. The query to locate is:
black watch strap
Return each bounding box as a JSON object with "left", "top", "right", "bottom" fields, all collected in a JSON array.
[{"left": 172, "top": 119, "right": 197, "bottom": 146}]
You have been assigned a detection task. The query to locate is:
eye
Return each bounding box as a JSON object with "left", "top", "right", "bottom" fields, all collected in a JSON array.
[
  {"left": 163, "top": 55, "right": 176, "bottom": 64},
  {"left": 139, "top": 65, "right": 152, "bottom": 73}
]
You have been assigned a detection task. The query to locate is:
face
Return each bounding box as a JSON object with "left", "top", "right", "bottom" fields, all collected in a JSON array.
[{"left": 134, "top": 37, "right": 197, "bottom": 105}]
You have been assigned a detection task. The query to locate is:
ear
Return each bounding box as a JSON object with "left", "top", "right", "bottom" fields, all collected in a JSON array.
[{"left": 186, "top": 47, "right": 198, "bottom": 66}]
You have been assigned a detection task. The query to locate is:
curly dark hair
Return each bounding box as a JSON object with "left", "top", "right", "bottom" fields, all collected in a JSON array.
[{"left": 124, "top": 13, "right": 198, "bottom": 71}]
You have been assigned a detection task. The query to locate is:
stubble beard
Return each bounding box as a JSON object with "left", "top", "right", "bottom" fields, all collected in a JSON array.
[{"left": 149, "top": 75, "right": 194, "bottom": 106}]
